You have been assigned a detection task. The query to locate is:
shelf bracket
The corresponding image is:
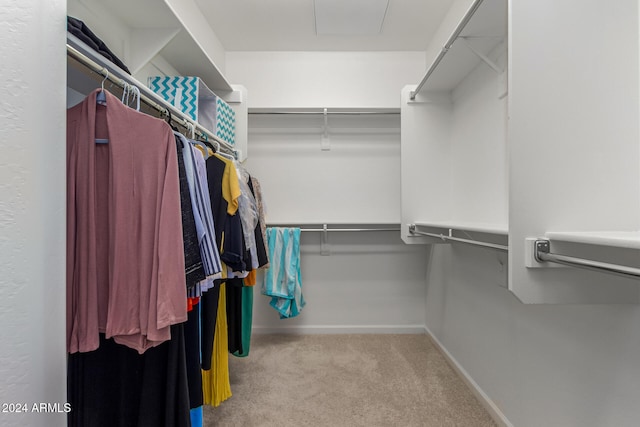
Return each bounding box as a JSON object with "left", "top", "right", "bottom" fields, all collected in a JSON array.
[
  {"left": 320, "top": 223, "right": 331, "bottom": 256},
  {"left": 458, "top": 36, "right": 503, "bottom": 74},
  {"left": 128, "top": 27, "right": 181, "bottom": 75},
  {"left": 321, "top": 108, "right": 331, "bottom": 151}
]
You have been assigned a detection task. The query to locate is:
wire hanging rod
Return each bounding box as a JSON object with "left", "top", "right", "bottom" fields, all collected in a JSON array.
[
  {"left": 249, "top": 111, "right": 399, "bottom": 116},
  {"left": 408, "top": 224, "right": 508, "bottom": 252}
]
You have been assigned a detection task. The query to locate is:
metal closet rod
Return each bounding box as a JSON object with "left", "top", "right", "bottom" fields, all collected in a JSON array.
[
  {"left": 410, "top": 0, "right": 484, "bottom": 100},
  {"left": 249, "top": 111, "right": 399, "bottom": 116},
  {"left": 408, "top": 224, "right": 508, "bottom": 252},
  {"left": 267, "top": 224, "right": 400, "bottom": 232},
  {"left": 66, "top": 44, "right": 236, "bottom": 156},
  {"left": 534, "top": 240, "right": 640, "bottom": 280}
]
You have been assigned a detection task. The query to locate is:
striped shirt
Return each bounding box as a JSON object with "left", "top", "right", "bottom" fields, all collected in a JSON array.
[{"left": 176, "top": 133, "right": 222, "bottom": 297}]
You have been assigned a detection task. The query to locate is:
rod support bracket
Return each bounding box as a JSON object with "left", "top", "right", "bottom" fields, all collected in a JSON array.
[
  {"left": 534, "top": 239, "right": 550, "bottom": 263},
  {"left": 320, "top": 223, "right": 331, "bottom": 256}
]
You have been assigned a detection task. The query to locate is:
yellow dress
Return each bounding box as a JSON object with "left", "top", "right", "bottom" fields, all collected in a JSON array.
[{"left": 201, "top": 282, "right": 232, "bottom": 406}]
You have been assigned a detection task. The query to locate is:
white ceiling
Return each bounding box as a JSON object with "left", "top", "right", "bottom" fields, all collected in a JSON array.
[{"left": 194, "top": 0, "right": 455, "bottom": 51}]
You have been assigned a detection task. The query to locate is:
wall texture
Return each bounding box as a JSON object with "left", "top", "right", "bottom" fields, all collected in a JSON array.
[{"left": 0, "top": 1, "right": 67, "bottom": 426}]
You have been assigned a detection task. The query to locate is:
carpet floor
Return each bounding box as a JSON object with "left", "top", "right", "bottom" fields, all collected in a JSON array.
[{"left": 203, "top": 334, "right": 496, "bottom": 427}]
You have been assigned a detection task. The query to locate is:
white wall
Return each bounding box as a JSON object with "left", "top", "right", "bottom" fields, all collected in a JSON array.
[
  {"left": 245, "top": 112, "right": 429, "bottom": 331},
  {"left": 426, "top": 245, "right": 640, "bottom": 427},
  {"left": 449, "top": 49, "right": 507, "bottom": 226},
  {"left": 0, "top": 1, "right": 67, "bottom": 426},
  {"left": 245, "top": 114, "right": 401, "bottom": 223},
  {"left": 225, "top": 51, "right": 426, "bottom": 109},
  {"left": 253, "top": 233, "right": 429, "bottom": 333}
]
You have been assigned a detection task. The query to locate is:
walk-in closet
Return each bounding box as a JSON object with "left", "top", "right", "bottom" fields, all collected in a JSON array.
[{"left": 2, "top": 0, "right": 640, "bottom": 426}]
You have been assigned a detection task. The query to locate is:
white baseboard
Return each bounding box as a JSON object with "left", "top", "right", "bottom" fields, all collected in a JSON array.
[
  {"left": 424, "top": 326, "right": 513, "bottom": 427},
  {"left": 252, "top": 324, "right": 427, "bottom": 335}
]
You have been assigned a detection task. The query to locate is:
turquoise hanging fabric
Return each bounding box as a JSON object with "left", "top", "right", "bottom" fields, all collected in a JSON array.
[{"left": 262, "top": 227, "right": 305, "bottom": 319}]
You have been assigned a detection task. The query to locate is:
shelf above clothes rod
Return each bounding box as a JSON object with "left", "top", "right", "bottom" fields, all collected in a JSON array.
[
  {"left": 533, "top": 239, "right": 640, "bottom": 280},
  {"left": 66, "top": 35, "right": 236, "bottom": 157},
  {"left": 408, "top": 224, "right": 508, "bottom": 251},
  {"left": 410, "top": 0, "right": 484, "bottom": 100}
]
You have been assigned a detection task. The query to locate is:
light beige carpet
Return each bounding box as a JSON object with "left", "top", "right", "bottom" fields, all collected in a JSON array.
[{"left": 203, "top": 334, "right": 496, "bottom": 427}]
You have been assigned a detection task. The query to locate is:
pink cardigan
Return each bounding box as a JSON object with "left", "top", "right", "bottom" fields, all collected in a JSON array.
[{"left": 67, "top": 89, "right": 187, "bottom": 354}]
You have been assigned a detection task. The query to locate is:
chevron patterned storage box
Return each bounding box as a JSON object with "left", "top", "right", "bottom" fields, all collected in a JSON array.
[
  {"left": 214, "top": 97, "right": 235, "bottom": 146},
  {"left": 148, "top": 76, "right": 235, "bottom": 146}
]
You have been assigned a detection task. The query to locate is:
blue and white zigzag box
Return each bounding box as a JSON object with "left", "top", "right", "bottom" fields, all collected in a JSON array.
[
  {"left": 215, "top": 97, "right": 235, "bottom": 146},
  {"left": 148, "top": 76, "right": 235, "bottom": 146}
]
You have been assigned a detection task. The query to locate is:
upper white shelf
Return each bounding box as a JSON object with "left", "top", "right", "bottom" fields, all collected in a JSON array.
[
  {"left": 544, "top": 231, "right": 640, "bottom": 249},
  {"left": 417, "top": 0, "right": 507, "bottom": 93},
  {"left": 414, "top": 220, "right": 508, "bottom": 235},
  {"left": 74, "top": 0, "right": 233, "bottom": 92}
]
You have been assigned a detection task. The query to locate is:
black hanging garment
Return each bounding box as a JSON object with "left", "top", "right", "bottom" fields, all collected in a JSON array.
[
  {"left": 176, "top": 137, "right": 206, "bottom": 289},
  {"left": 226, "top": 277, "right": 244, "bottom": 354},
  {"left": 67, "top": 325, "right": 191, "bottom": 427},
  {"left": 200, "top": 154, "right": 229, "bottom": 370},
  {"left": 184, "top": 303, "right": 203, "bottom": 409}
]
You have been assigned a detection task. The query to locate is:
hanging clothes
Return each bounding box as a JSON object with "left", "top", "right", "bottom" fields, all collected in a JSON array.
[
  {"left": 66, "top": 88, "right": 187, "bottom": 354},
  {"left": 176, "top": 136, "right": 206, "bottom": 291},
  {"left": 201, "top": 152, "right": 241, "bottom": 370},
  {"left": 231, "top": 175, "right": 270, "bottom": 358},
  {"left": 184, "top": 303, "right": 203, "bottom": 410},
  {"left": 226, "top": 278, "right": 244, "bottom": 355},
  {"left": 67, "top": 324, "right": 191, "bottom": 427},
  {"left": 231, "top": 286, "right": 254, "bottom": 358},
  {"left": 263, "top": 227, "right": 305, "bottom": 319},
  {"left": 202, "top": 283, "right": 232, "bottom": 407},
  {"left": 234, "top": 164, "right": 259, "bottom": 270},
  {"left": 177, "top": 133, "right": 223, "bottom": 294},
  {"left": 248, "top": 176, "right": 270, "bottom": 270}
]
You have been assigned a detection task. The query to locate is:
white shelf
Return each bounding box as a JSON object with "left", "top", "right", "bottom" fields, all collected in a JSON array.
[
  {"left": 414, "top": 221, "right": 508, "bottom": 235},
  {"left": 544, "top": 231, "right": 640, "bottom": 249},
  {"left": 75, "top": 0, "right": 233, "bottom": 92},
  {"left": 421, "top": 0, "right": 507, "bottom": 92}
]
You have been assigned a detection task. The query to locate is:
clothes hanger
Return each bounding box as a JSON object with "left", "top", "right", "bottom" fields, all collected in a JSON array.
[
  {"left": 164, "top": 108, "right": 179, "bottom": 132},
  {"left": 210, "top": 137, "right": 237, "bottom": 160},
  {"left": 96, "top": 69, "right": 108, "bottom": 105},
  {"left": 121, "top": 82, "right": 130, "bottom": 106},
  {"left": 189, "top": 127, "right": 216, "bottom": 155},
  {"left": 215, "top": 142, "right": 236, "bottom": 161},
  {"left": 130, "top": 85, "right": 140, "bottom": 111},
  {"left": 95, "top": 69, "right": 110, "bottom": 144},
  {"left": 121, "top": 83, "right": 141, "bottom": 111},
  {"left": 187, "top": 122, "right": 196, "bottom": 139}
]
